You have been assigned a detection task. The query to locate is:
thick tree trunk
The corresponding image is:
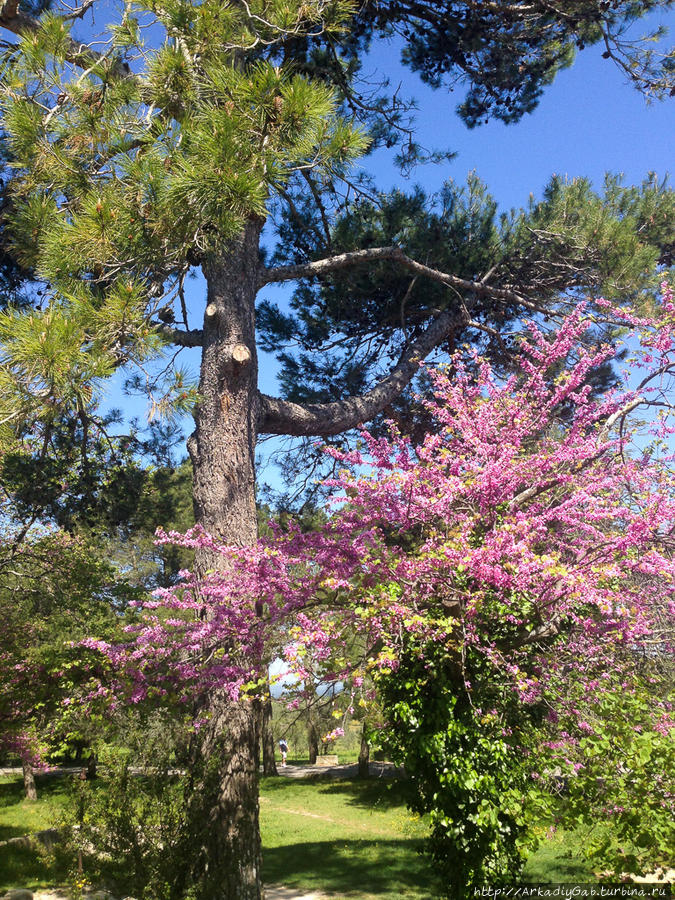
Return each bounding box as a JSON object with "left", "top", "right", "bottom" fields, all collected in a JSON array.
[
  {"left": 358, "top": 726, "right": 370, "bottom": 778},
  {"left": 186, "top": 223, "right": 264, "bottom": 900},
  {"left": 189, "top": 699, "right": 262, "bottom": 899},
  {"left": 190, "top": 225, "right": 261, "bottom": 550},
  {"left": 260, "top": 690, "right": 278, "bottom": 776},
  {"left": 22, "top": 756, "right": 37, "bottom": 801}
]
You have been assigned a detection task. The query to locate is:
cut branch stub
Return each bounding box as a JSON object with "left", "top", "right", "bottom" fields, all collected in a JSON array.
[{"left": 232, "top": 343, "right": 252, "bottom": 366}]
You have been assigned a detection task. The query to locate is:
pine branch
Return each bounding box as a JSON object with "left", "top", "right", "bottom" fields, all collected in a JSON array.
[
  {"left": 0, "top": 1, "right": 123, "bottom": 71},
  {"left": 258, "top": 305, "right": 467, "bottom": 436},
  {"left": 261, "top": 246, "right": 539, "bottom": 310},
  {"left": 155, "top": 325, "right": 204, "bottom": 348}
]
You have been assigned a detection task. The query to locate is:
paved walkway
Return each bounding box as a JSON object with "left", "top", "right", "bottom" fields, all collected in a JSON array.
[
  {"left": 275, "top": 761, "right": 399, "bottom": 779},
  {"left": 0, "top": 767, "right": 82, "bottom": 777},
  {"left": 1, "top": 762, "right": 399, "bottom": 780}
]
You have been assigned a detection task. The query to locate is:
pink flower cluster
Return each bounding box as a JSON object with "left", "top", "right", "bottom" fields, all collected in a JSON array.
[{"left": 93, "top": 287, "right": 675, "bottom": 748}]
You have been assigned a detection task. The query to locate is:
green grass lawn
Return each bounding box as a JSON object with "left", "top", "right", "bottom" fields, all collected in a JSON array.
[
  {"left": 0, "top": 774, "right": 70, "bottom": 841},
  {"left": 0, "top": 770, "right": 601, "bottom": 896},
  {"left": 0, "top": 774, "right": 73, "bottom": 890},
  {"left": 260, "top": 775, "right": 441, "bottom": 898},
  {"left": 1, "top": 772, "right": 440, "bottom": 896}
]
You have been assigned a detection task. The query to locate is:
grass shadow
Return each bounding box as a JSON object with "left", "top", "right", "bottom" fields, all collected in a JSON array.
[
  {"left": 317, "top": 778, "right": 411, "bottom": 812},
  {"left": 259, "top": 775, "right": 409, "bottom": 810},
  {"left": 0, "top": 842, "right": 70, "bottom": 892},
  {"left": 260, "top": 774, "right": 342, "bottom": 793},
  {"left": 263, "top": 838, "right": 441, "bottom": 898},
  {"left": 0, "top": 779, "right": 24, "bottom": 807},
  {"left": 0, "top": 824, "right": 34, "bottom": 841}
]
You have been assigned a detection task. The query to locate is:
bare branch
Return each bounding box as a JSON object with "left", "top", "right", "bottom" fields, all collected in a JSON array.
[
  {"left": 155, "top": 324, "right": 204, "bottom": 348},
  {"left": 598, "top": 396, "right": 644, "bottom": 442},
  {"left": 61, "top": 0, "right": 96, "bottom": 21},
  {"left": 509, "top": 395, "right": 646, "bottom": 511},
  {"left": 258, "top": 306, "right": 466, "bottom": 437}
]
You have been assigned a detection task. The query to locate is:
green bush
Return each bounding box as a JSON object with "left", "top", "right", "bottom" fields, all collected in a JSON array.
[
  {"left": 63, "top": 716, "right": 207, "bottom": 900},
  {"left": 374, "top": 639, "right": 546, "bottom": 899}
]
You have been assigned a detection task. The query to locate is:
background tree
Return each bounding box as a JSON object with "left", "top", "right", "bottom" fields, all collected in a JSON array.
[
  {"left": 0, "top": 526, "right": 136, "bottom": 797},
  {"left": 260, "top": 172, "right": 674, "bottom": 492},
  {"left": 0, "top": 1, "right": 674, "bottom": 897},
  {"left": 354, "top": 0, "right": 675, "bottom": 126},
  {"left": 0, "top": 375, "right": 195, "bottom": 791}
]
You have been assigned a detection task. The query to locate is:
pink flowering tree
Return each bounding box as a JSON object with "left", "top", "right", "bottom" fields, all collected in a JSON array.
[{"left": 91, "top": 287, "right": 675, "bottom": 893}]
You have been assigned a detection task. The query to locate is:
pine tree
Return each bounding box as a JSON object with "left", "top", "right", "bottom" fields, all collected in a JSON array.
[
  {"left": 261, "top": 173, "right": 674, "bottom": 466},
  {"left": 0, "top": 0, "right": 52, "bottom": 308},
  {"left": 0, "top": 1, "right": 673, "bottom": 897}
]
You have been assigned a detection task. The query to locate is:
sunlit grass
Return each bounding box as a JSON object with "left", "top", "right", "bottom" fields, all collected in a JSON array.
[
  {"left": 0, "top": 774, "right": 73, "bottom": 890},
  {"left": 524, "top": 827, "right": 596, "bottom": 883},
  {"left": 260, "top": 775, "right": 441, "bottom": 898},
  {"left": 0, "top": 774, "right": 70, "bottom": 840},
  {"left": 0, "top": 770, "right": 615, "bottom": 897}
]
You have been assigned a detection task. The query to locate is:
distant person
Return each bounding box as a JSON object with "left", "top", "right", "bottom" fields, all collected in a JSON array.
[{"left": 279, "top": 738, "right": 288, "bottom": 767}]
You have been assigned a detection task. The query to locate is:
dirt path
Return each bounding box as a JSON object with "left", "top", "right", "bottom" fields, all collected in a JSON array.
[
  {"left": 265, "top": 887, "right": 329, "bottom": 899},
  {"left": 259, "top": 796, "right": 393, "bottom": 839}
]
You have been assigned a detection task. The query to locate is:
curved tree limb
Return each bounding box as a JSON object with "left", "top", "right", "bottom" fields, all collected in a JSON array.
[{"left": 258, "top": 305, "right": 466, "bottom": 436}]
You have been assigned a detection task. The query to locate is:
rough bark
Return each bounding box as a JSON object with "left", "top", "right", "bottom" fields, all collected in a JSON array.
[
  {"left": 22, "top": 755, "right": 37, "bottom": 801},
  {"left": 358, "top": 726, "right": 370, "bottom": 779},
  {"left": 189, "top": 224, "right": 261, "bottom": 552},
  {"left": 189, "top": 699, "right": 262, "bottom": 900},
  {"left": 186, "top": 222, "right": 264, "bottom": 900}
]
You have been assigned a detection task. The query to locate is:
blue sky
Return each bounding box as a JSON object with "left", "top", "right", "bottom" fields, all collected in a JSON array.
[
  {"left": 363, "top": 24, "right": 674, "bottom": 209},
  {"left": 99, "top": 9, "right": 675, "bottom": 471}
]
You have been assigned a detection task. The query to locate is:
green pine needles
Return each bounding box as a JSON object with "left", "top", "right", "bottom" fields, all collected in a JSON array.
[{"left": 0, "top": 0, "right": 367, "bottom": 445}]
